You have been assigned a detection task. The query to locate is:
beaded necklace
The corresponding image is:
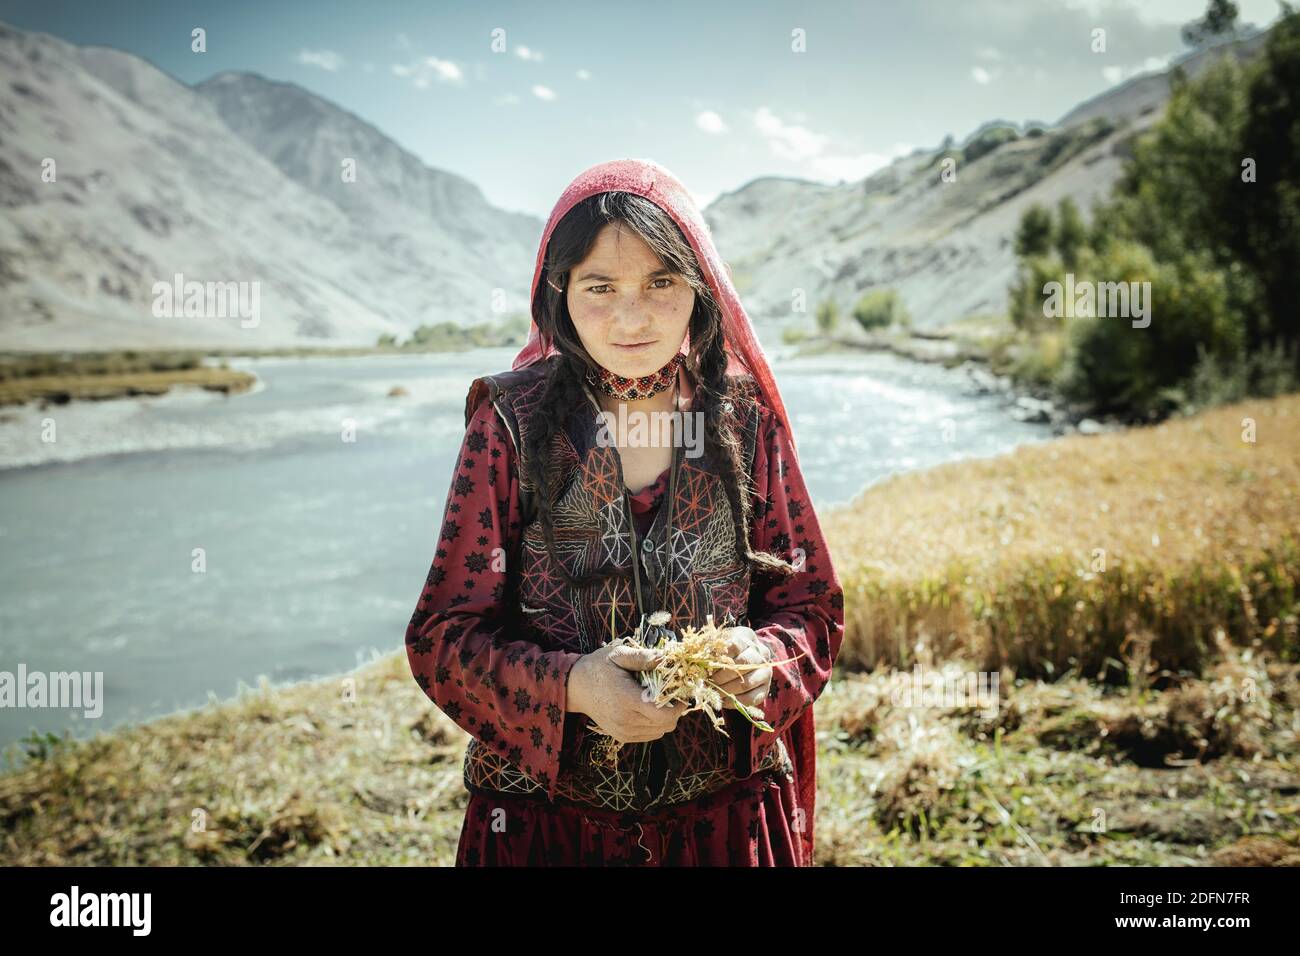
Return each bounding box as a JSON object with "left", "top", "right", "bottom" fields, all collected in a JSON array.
[{"left": 585, "top": 351, "right": 684, "bottom": 400}]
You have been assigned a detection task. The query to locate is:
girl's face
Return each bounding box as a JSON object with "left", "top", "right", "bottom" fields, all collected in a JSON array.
[{"left": 565, "top": 222, "right": 695, "bottom": 380}]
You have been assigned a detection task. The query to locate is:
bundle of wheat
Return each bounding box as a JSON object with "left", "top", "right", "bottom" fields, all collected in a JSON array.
[{"left": 587, "top": 611, "right": 806, "bottom": 763}]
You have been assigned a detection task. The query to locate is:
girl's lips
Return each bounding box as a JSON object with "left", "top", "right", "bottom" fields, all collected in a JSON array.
[{"left": 613, "top": 341, "right": 657, "bottom": 351}]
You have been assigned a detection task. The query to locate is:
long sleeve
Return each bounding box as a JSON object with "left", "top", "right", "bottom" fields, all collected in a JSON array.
[
  {"left": 404, "top": 396, "right": 584, "bottom": 800},
  {"left": 726, "top": 402, "right": 844, "bottom": 779}
]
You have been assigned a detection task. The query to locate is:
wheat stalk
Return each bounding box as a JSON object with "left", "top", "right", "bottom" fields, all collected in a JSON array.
[{"left": 587, "top": 611, "right": 806, "bottom": 765}]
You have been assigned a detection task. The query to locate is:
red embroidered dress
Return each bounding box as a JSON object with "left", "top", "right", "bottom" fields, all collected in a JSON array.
[
  {"left": 405, "top": 371, "right": 842, "bottom": 865},
  {"left": 403, "top": 159, "right": 844, "bottom": 866}
]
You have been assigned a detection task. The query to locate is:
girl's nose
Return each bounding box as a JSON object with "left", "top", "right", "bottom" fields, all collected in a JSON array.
[{"left": 611, "top": 307, "right": 655, "bottom": 333}]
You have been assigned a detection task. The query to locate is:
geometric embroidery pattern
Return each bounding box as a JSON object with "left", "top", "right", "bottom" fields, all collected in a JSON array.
[{"left": 405, "top": 353, "right": 844, "bottom": 814}]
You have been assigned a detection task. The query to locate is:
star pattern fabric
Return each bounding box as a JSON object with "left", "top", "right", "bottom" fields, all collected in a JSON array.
[
  {"left": 405, "top": 388, "right": 843, "bottom": 864},
  {"left": 724, "top": 403, "right": 844, "bottom": 794},
  {"left": 405, "top": 397, "right": 583, "bottom": 800}
]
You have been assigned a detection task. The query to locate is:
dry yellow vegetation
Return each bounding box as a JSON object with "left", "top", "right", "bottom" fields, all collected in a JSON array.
[
  {"left": 0, "top": 368, "right": 255, "bottom": 405},
  {"left": 826, "top": 392, "right": 1299, "bottom": 677}
]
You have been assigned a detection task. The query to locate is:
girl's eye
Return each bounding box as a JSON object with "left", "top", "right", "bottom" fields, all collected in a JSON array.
[{"left": 586, "top": 278, "right": 674, "bottom": 295}]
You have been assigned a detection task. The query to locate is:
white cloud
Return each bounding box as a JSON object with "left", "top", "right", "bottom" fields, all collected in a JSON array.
[
  {"left": 971, "top": 66, "right": 993, "bottom": 84},
  {"left": 295, "top": 49, "right": 345, "bottom": 72},
  {"left": 1101, "top": 65, "right": 1125, "bottom": 85},
  {"left": 752, "top": 106, "right": 829, "bottom": 161},
  {"left": 809, "top": 143, "right": 914, "bottom": 183},
  {"left": 392, "top": 55, "right": 465, "bottom": 89},
  {"left": 751, "top": 106, "right": 910, "bottom": 183},
  {"left": 976, "top": 46, "right": 1003, "bottom": 60},
  {"left": 494, "top": 93, "right": 521, "bottom": 106},
  {"left": 576, "top": 68, "right": 591, "bottom": 80},
  {"left": 532, "top": 84, "right": 556, "bottom": 101},
  {"left": 695, "top": 110, "right": 728, "bottom": 134},
  {"left": 514, "top": 45, "right": 544, "bottom": 62}
]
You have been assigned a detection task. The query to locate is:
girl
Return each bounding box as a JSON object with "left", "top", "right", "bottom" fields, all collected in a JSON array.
[{"left": 405, "top": 158, "right": 843, "bottom": 866}]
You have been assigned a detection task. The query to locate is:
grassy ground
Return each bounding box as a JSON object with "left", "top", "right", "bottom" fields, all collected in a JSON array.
[
  {"left": 815, "top": 642, "right": 1299, "bottom": 866},
  {"left": 1, "top": 392, "right": 1296, "bottom": 866},
  {"left": 2, "top": 646, "right": 1294, "bottom": 866}
]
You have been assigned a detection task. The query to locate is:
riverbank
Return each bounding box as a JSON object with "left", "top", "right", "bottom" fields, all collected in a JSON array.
[
  {"left": 0, "top": 341, "right": 528, "bottom": 409},
  {"left": 1, "top": 389, "right": 1296, "bottom": 865},
  {"left": 790, "top": 319, "right": 1122, "bottom": 435},
  {"left": 0, "top": 347, "right": 515, "bottom": 471},
  {"left": 0, "top": 351, "right": 257, "bottom": 407}
]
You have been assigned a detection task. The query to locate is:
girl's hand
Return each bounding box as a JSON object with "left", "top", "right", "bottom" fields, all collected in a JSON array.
[
  {"left": 710, "top": 626, "right": 773, "bottom": 712},
  {"left": 566, "top": 645, "right": 688, "bottom": 742}
]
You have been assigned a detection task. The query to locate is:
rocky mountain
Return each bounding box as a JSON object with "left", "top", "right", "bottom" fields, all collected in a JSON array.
[
  {"left": 0, "top": 20, "right": 1273, "bottom": 350},
  {"left": 1057, "top": 29, "right": 1268, "bottom": 129},
  {"left": 705, "top": 28, "right": 1270, "bottom": 333},
  {"left": 705, "top": 118, "right": 1125, "bottom": 331},
  {"left": 0, "top": 21, "right": 540, "bottom": 350},
  {"left": 194, "top": 71, "right": 539, "bottom": 301}
]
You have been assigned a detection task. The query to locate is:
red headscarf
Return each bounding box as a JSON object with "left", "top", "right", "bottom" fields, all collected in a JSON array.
[
  {"left": 513, "top": 158, "right": 818, "bottom": 860},
  {"left": 511, "top": 157, "right": 799, "bottom": 463}
]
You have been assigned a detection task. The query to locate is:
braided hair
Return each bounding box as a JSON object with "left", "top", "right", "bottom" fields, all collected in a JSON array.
[{"left": 521, "top": 190, "right": 797, "bottom": 591}]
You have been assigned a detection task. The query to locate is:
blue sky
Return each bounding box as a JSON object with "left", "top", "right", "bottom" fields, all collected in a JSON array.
[{"left": 0, "top": 0, "right": 1285, "bottom": 216}]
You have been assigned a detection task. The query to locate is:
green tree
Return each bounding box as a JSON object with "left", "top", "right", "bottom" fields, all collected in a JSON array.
[
  {"left": 1232, "top": 6, "right": 1300, "bottom": 359},
  {"left": 1053, "top": 197, "right": 1087, "bottom": 270},
  {"left": 1014, "top": 204, "right": 1054, "bottom": 258},
  {"left": 1182, "top": 0, "right": 1240, "bottom": 49},
  {"left": 1110, "top": 56, "right": 1249, "bottom": 264},
  {"left": 1007, "top": 253, "right": 1067, "bottom": 334},
  {"left": 1004, "top": 7, "right": 1300, "bottom": 416}
]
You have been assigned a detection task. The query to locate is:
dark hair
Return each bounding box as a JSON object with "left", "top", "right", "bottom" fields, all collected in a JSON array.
[{"left": 522, "top": 190, "right": 796, "bottom": 591}]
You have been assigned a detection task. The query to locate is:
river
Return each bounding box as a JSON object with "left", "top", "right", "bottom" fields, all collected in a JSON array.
[{"left": 0, "top": 346, "right": 1055, "bottom": 761}]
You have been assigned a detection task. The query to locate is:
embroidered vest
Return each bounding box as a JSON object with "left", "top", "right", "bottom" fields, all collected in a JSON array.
[{"left": 459, "top": 354, "right": 792, "bottom": 811}]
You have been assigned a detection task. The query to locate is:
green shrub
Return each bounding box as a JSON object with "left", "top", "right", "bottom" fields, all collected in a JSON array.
[
  {"left": 1035, "top": 117, "right": 1114, "bottom": 169},
  {"left": 963, "top": 124, "right": 1020, "bottom": 164},
  {"left": 1181, "top": 337, "right": 1300, "bottom": 411},
  {"left": 1009, "top": 331, "right": 1068, "bottom": 389},
  {"left": 815, "top": 299, "right": 840, "bottom": 334},
  {"left": 852, "top": 289, "right": 911, "bottom": 332},
  {"left": 1058, "top": 244, "right": 1245, "bottom": 417}
]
